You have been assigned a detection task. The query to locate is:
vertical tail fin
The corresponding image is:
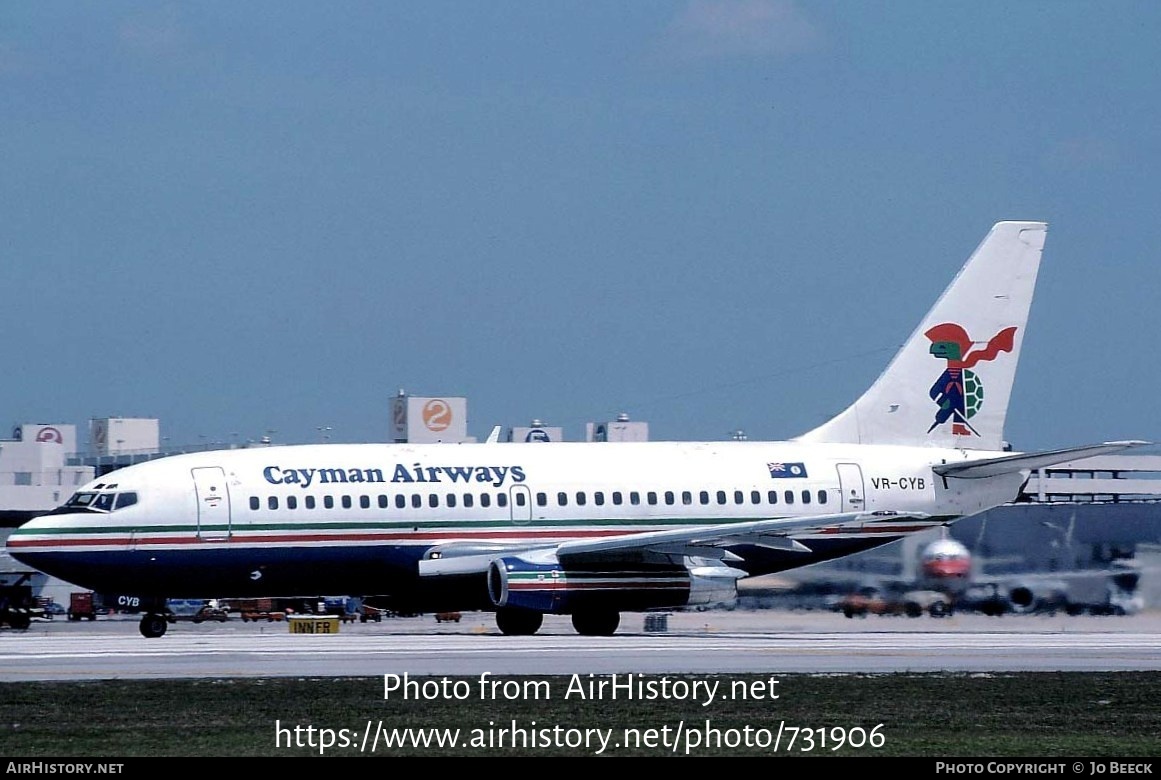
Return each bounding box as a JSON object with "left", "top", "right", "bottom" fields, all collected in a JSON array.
[{"left": 798, "top": 221, "right": 1047, "bottom": 450}]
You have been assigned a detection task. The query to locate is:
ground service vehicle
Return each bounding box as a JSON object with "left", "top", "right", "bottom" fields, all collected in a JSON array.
[{"left": 68, "top": 591, "right": 97, "bottom": 621}]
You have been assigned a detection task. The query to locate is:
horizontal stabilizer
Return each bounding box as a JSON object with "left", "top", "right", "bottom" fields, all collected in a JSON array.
[{"left": 932, "top": 440, "right": 1152, "bottom": 479}]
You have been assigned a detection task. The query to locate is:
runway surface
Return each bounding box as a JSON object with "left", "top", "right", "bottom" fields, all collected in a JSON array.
[{"left": 4, "top": 610, "right": 1161, "bottom": 681}]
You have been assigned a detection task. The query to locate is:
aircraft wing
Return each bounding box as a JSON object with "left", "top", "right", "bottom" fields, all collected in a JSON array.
[
  {"left": 419, "top": 510, "right": 929, "bottom": 576},
  {"left": 555, "top": 510, "right": 927, "bottom": 564}
]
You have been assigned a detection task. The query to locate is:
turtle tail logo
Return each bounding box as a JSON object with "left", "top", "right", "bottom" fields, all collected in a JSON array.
[{"left": 925, "top": 323, "right": 1017, "bottom": 436}]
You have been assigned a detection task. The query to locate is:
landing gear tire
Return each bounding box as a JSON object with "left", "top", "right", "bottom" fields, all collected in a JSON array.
[
  {"left": 571, "top": 611, "right": 620, "bottom": 636},
  {"left": 139, "top": 613, "right": 168, "bottom": 638},
  {"left": 495, "top": 607, "right": 543, "bottom": 636}
]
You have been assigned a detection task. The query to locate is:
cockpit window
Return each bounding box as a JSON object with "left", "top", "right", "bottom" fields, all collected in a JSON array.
[
  {"left": 54, "top": 490, "right": 138, "bottom": 514},
  {"left": 65, "top": 492, "right": 98, "bottom": 508}
]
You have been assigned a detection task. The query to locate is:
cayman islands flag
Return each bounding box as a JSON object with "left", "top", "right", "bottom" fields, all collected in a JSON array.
[{"left": 767, "top": 462, "right": 808, "bottom": 479}]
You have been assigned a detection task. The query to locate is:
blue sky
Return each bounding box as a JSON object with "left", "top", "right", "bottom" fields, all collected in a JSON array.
[{"left": 2, "top": 2, "right": 1158, "bottom": 451}]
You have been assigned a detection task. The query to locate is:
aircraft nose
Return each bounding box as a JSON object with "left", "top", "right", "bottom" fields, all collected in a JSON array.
[{"left": 5, "top": 513, "right": 71, "bottom": 570}]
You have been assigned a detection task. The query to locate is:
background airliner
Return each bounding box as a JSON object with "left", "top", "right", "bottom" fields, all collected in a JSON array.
[
  {"left": 917, "top": 519, "right": 1143, "bottom": 617},
  {"left": 814, "top": 523, "right": 1144, "bottom": 619},
  {"left": 6, "top": 221, "right": 1147, "bottom": 637}
]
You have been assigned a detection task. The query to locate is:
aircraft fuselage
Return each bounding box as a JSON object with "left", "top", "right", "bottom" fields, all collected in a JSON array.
[{"left": 7, "top": 440, "right": 1020, "bottom": 607}]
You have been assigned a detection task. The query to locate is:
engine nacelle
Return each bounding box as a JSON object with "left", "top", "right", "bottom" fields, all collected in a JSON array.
[
  {"left": 1006, "top": 580, "right": 1068, "bottom": 614},
  {"left": 487, "top": 555, "right": 743, "bottom": 614}
]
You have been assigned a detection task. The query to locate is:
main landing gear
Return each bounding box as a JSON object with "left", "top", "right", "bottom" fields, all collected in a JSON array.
[
  {"left": 571, "top": 611, "right": 620, "bottom": 636},
  {"left": 493, "top": 607, "right": 621, "bottom": 636},
  {"left": 494, "top": 607, "right": 543, "bottom": 636},
  {"left": 139, "top": 613, "right": 168, "bottom": 638}
]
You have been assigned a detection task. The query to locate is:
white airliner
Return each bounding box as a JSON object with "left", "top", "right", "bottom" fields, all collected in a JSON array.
[{"left": 6, "top": 221, "right": 1148, "bottom": 638}]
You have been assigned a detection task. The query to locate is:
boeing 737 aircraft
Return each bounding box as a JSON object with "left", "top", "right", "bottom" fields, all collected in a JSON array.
[{"left": 6, "top": 221, "right": 1148, "bottom": 638}]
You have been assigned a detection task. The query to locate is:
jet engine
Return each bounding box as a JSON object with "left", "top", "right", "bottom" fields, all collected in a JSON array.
[
  {"left": 487, "top": 554, "right": 744, "bottom": 614},
  {"left": 1005, "top": 580, "right": 1069, "bottom": 614}
]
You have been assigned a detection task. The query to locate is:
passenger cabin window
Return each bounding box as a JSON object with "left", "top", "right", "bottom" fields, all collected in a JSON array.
[
  {"left": 341, "top": 495, "right": 352, "bottom": 509},
  {"left": 818, "top": 490, "right": 828, "bottom": 505},
  {"left": 446, "top": 494, "right": 457, "bottom": 508},
  {"left": 324, "top": 496, "right": 335, "bottom": 509},
  {"left": 734, "top": 491, "right": 744, "bottom": 505},
  {"left": 429, "top": 494, "right": 439, "bottom": 508},
  {"left": 379, "top": 495, "right": 390, "bottom": 508},
  {"left": 287, "top": 496, "right": 298, "bottom": 510},
  {"left": 682, "top": 491, "right": 692, "bottom": 505},
  {"left": 411, "top": 495, "right": 422, "bottom": 509},
  {"left": 537, "top": 493, "right": 548, "bottom": 507},
  {"left": 664, "top": 491, "right": 675, "bottom": 505},
  {"left": 716, "top": 490, "right": 726, "bottom": 505},
  {"left": 751, "top": 491, "right": 761, "bottom": 505},
  {"left": 768, "top": 491, "right": 778, "bottom": 504},
  {"left": 784, "top": 490, "right": 794, "bottom": 505},
  {"left": 576, "top": 492, "right": 586, "bottom": 506},
  {"left": 557, "top": 492, "right": 568, "bottom": 506},
  {"left": 249, "top": 497, "right": 259, "bottom": 511},
  {"left": 699, "top": 491, "right": 709, "bottom": 505},
  {"left": 514, "top": 492, "right": 526, "bottom": 507},
  {"left": 629, "top": 491, "right": 640, "bottom": 506},
  {"left": 305, "top": 496, "right": 316, "bottom": 509},
  {"left": 268, "top": 496, "right": 278, "bottom": 510},
  {"left": 497, "top": 493, "right": 508, "bottom": 508},
  {"left": 480, "top": 493, "right": 491, "bottom": 508},
  {"left": 396, "top": 495, "right": 406, "bottom": 509},
  {"left": 647, "top": 492, "right": 657, "bottom": 505},
  {"left": 464, "top": 494, "right": 474, "bottom": 508},
  {"left": 360, "top": 495, "right": 370, "bottom": 509},
  {"left": 801, "top": 490, "right": 811, "bottom": 504},
  {"left": 594, "top": 492, "right": 605, "bottom": 506},
  {"left": 612, "top": 492, "right": 623, "bottom": 506}
]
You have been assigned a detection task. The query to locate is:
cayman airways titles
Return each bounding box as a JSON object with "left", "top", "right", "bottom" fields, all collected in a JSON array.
[{"left": 262, "top": 463, "right": 529, "bottom": 489}]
